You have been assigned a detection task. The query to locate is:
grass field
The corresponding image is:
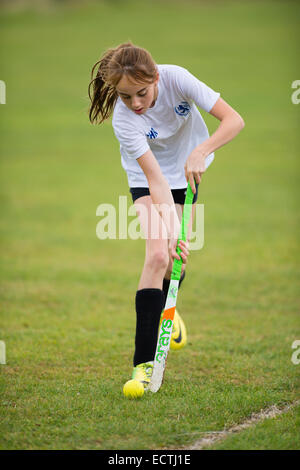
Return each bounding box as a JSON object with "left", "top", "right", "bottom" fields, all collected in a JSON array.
[{"left": 0, "top": 0, "right": 299, "bottom": 450}]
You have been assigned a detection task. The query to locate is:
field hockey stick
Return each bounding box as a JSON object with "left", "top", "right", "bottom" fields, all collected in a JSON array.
[{"left": 149, "top": 181, "right": 194, "bottom": 393}]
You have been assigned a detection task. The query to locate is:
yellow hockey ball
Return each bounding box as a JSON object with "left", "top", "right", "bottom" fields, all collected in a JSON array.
[{"left": 123, "top": 379, "right": 144, "bottom": 399}]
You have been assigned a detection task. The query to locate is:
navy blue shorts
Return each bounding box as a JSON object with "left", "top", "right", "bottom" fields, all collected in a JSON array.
[{"left": 130, "top": 184, "right": 199, "bottom": 205}]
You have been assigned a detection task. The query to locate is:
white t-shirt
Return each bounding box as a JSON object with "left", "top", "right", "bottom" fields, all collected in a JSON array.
[{"left": 112, "top": 64, "right": 220, "bottom": 189}]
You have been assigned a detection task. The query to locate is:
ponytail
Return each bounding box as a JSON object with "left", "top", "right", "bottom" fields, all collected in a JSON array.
[{"left": 88, "top": 42, "right": 157, "bottom": 124}]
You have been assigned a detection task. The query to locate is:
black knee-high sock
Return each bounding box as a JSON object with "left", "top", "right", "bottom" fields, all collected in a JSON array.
[
  {"left": 162, "top": 270, "right": 186, "bottom": 309},
  {"left": 133, "top": 288, "right": 165, "bottom": 367}
]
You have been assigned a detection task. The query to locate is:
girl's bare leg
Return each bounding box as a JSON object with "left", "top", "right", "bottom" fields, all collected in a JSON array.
[{"left": 134, "top": 195, "right": 170, "bottom": 290}]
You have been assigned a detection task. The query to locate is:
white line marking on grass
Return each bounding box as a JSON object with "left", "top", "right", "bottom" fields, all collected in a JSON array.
[{"left": 182, "top": 400, "right": 300, "bottom": 450}]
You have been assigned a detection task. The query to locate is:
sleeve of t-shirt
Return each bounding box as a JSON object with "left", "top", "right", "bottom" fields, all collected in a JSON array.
[
  {"left": 172, "top": 65, "right": 220, "bottom": 112},
  {"left": 112, "top": 112, "right": 150, "bottom": 160}
]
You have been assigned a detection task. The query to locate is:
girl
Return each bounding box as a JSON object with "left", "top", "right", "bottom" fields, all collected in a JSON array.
[{"left": 88, "top": 42, "right": 244, "bottom": 393}]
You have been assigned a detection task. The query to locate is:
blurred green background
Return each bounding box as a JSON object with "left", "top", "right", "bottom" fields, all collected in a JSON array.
[{"left": 0, "top": 0, "right": 299, "bottom": 450}]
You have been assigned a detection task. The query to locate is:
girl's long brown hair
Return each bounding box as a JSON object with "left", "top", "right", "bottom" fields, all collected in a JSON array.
[{"left": 88, "top": 42, "right": 157, "bottom": 124}]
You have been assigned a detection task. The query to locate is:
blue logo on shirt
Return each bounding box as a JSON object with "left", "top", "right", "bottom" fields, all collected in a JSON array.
[
  {"left": 146, "top": 127, "right": 158, "bottom": 139},
  {"left": 175, "top": 101, "right": 191, "bottom": 116}
]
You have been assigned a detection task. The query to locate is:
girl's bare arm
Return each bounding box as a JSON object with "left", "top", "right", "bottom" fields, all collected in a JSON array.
[
  {"left": 185, "top": 97, "right": 245, "bottom": 192},
  {"left": 137, "top": 150, "right": 188, "bottom": 262}
]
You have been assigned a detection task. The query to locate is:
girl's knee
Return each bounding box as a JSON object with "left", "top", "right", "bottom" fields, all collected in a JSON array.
[{"left": 145, "top": 248, "right": 169, "bottom": 272}]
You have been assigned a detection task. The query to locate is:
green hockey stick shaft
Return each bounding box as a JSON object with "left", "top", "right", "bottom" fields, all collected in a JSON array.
[
  {"left": 149, "top": 181, "right": 195, "bottom": 393},
  {"left": 171, "top": 183, "right": 194, "bottom": 281}
]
